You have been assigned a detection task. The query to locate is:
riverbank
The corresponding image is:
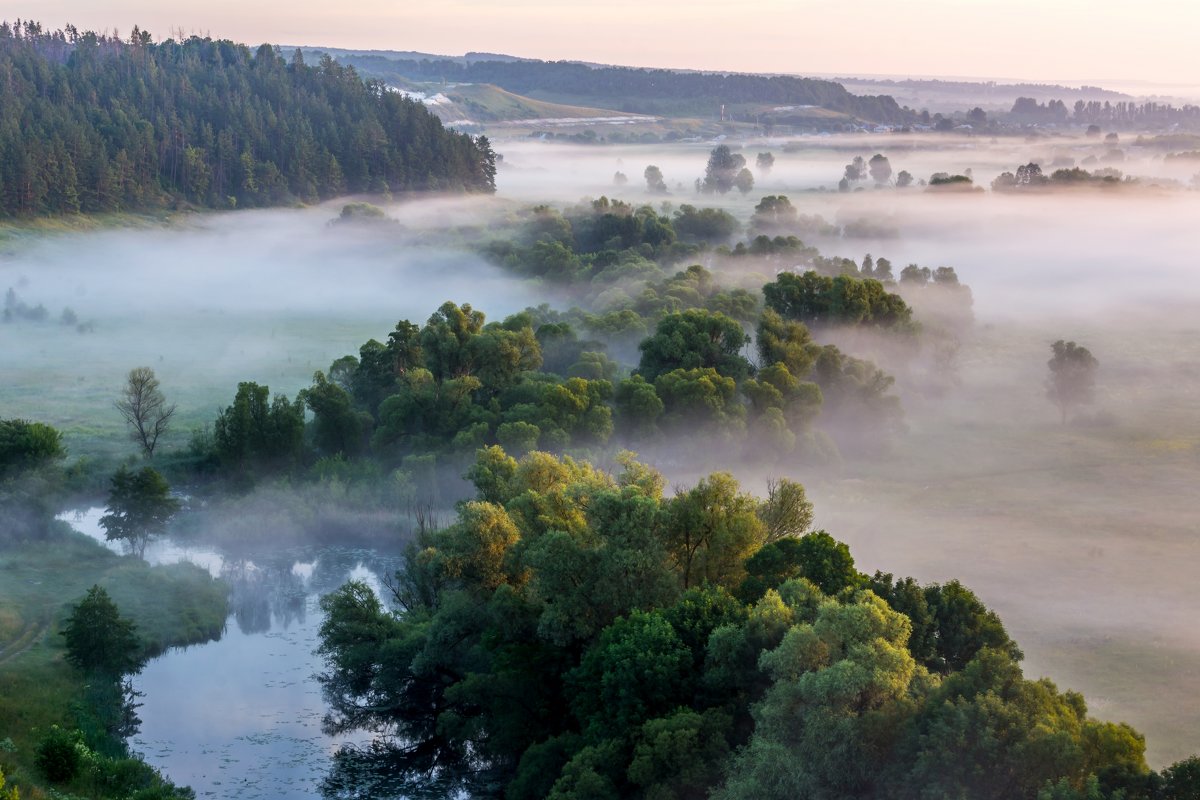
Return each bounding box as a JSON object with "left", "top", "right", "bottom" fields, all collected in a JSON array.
[
  {"left": 0, "top": 523, "right": 227, "bottom": 798},
  {"left": 58, "top": 506, "right": 404, "bottom": 798}
]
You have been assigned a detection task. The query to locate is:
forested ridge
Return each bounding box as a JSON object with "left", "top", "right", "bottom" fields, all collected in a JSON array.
[
  {"left": 0, "top": 20, "right": 496, "bottom": 217},
  {"left": 333, "top": 53, "right": 910, "bottom": 122}
]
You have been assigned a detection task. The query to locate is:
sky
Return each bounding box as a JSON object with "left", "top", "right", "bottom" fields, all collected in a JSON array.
[{"left": 7, "top": 0, "right": 1200, "bottom": 88}]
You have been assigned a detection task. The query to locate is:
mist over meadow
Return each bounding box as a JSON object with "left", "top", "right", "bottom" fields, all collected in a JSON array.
[
  {"left": 6, "top": 131, "right": 1200, "bottom": 775},
  {"left": 1, "top": 201, "right": 547, "bottom": 442}
]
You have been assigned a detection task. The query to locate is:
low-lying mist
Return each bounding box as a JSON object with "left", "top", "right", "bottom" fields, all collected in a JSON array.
[
  {"left": 491, "top": 136, "right": 1200, "bottom": 765},
  {"left": 497, "top": 131, "right": 1200, "bottom": 202},
  {"left": 0, "top": 202, "right": 550, "bottom": 440},
  {"left": 5, "top": 133, "right": 1200, "bottom": 766}
]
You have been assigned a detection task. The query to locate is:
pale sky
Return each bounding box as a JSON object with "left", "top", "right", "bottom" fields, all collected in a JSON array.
[{"left": 7, "top": 0, "right": 1199, "bottom": 88}]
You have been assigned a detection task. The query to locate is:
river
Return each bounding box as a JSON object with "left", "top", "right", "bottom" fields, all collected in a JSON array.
[{"left": 61, "top": 507, "right": 403, "bottom": 799}]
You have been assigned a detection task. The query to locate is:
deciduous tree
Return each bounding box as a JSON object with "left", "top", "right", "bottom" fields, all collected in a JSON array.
[
  {"left": 868, "top": 153, "right": 893, "bottom": 185},
  {"left": 115, "top": 367, "right": 176, "bottom": 458},
  {"left": 1046, "top": 339, "right": 1099, "bottom": 424},
  {"left": 703, "top": 145, "right": 746, "bottom": 194},
  {"left": 644, "top": 165, "right": 668, "bottom": 194},
  {"left": 99, "top": 466, "right": 181, "bottom": 557},
  {"left": 0, "top": 418, "right": 63, "bottom": 475},
  {"left": 637, "top": 309, "right": 753, "bottom": 382}
]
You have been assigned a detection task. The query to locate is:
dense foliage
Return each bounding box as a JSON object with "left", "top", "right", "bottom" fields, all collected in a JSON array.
[
  {"left": 213, "top": 382, "right": 308, "bottom": 474},
  {"left": 60, "top": 585, "right": 145, "bottom": 678},
  {"left": 0, "top": 417, "right": 67, "bottom": 540},
  {"left": 318, "top": 448, "right": 1176, "bottom": 800},
  {"left": 0, "top": 418, "right": 64, "bottom": 476},
  {"left": 0, "top": 20, "right": 496, "bottom": 217},
  {"left": 763, "top": 270, "right": 915, "bottom": 332},
  {"left": 49, "top": 584, "right": 205, "bottom": 797},
  {"left": 208, "top": 290, "right": 899, "bottom": 486},
  {"left": 98, "top": 466, "right": 181, "bottom": 557},
  {"left": 195, "top": 195, "right": 968, "bottom": 484},
  {"left": 1010, "top": 96, "right": 1200, "bottom": 129}
]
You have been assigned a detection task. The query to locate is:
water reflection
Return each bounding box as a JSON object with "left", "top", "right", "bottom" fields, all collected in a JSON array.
[
  {"left": 61, "top": 507, "right": 406, "bottom": 799},
  {"left": 225, "top": 559, "right": 309, "bottom": 636},
  {"left": 61, "top": 506, "right": 226, "bottom": 577},
  {"left": 322, "top": 741, "right": 471, "bottom": 800}
]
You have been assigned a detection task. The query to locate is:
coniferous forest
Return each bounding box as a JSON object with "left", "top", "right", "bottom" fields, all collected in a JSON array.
[{"left": 0, "top": 21, "right": 496, "bottom": 217}]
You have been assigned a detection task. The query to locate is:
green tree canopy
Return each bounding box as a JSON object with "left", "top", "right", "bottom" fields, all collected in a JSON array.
[
  {"left": 213, "top": 382, "right": 306, "bottom": 473},
  {"left": 637, "top": 309, "right": 753, "bottom": 382},
  {"left": 763, "top": 270, "right": 913, "bottom": 331},
  {"left": 750, "top": 195, "right": 798, "bottom": 234},
  {"left": 315, "top": 448, "right": 1176, "bottom": 799},
  {"left": 61, "top": 585, "right": 145, "bottom": 677},
  {"left": 98, "top": 466, "right": 181, "bottom": 557},
  {"left": 703, "top": 145, "right": 747, "bottom": 194},
  {"left": 0, "top": 418, "right": 64, "bottom": 476},
  {"left": 0, "top": 23, "right": 495, "bottom": 217}
]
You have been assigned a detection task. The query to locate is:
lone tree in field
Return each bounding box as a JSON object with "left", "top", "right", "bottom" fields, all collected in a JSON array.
[
  {"left": 703, "top": 145, "right": 746, "bottom": 194},
  {"left": 644, "top": 165, "right": 668, "bottom": 194},
  {"left": 115, "top": 367, "right": 176, "bottom": 457},
  {"left": 1046, "top": 340, "right": 1099, "bottom": 424},
  {"left": 869, "top": 153, "right": 893, "bottom": 185},
  {"left": 99, "top": 466, "right": 180, "bottom": 557}
]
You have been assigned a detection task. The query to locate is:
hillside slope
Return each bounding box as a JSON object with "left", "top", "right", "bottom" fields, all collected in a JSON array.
[
  {"left": 332, "top": 52, "right": 909, "bottom": 124},
  {"left": 0, "top": 22, "right": 496, "bottom": 218}
]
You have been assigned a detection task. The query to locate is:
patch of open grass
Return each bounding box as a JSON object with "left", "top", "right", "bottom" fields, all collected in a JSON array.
[{"left": 0, "top": 211, "right": 176, "bottom": 243}]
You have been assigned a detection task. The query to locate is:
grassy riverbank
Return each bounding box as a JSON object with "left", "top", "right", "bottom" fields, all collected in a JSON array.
[{"left": 0, "top": 525, "right": 227, "bottom": 798}]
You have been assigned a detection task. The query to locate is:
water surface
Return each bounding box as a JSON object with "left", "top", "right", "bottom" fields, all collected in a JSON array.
[{"left": 64, "top": 508, "right": 401, "bottom": 799}]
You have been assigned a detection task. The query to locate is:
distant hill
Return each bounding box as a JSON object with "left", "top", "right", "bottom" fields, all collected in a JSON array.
[
  {"left": 306, "top": 50, "right": 909, "bottom": 125},
  {"left": 395, "top": 83, "right": 655, "bottom": 126},
  {"left": 832, "top": 76, "right": 1132, "bottom": 113},
  {"left": 290, "top": 45, "right": 533, "bottom": 65}
]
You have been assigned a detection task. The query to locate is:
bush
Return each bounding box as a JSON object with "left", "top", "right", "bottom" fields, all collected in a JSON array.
[{"left": 36, "top": 724, "right": 83, "bottom": 782}]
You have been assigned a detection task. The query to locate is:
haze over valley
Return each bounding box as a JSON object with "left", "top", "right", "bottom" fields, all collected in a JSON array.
[{"left": 2, "top": 11, "right": 1200, "bottom": 800}]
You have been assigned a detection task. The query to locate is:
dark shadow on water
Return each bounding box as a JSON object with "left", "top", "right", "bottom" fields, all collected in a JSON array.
[{"left": 322, "top": 740, "right": 488, "bottom": 800}]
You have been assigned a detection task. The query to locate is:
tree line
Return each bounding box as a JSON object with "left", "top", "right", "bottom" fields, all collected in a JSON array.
[
  {"left": 194, "top": 279, "right": 910, "bottom": 487},
  {"left": 1010, "top": 96, "right": 1200, "bottom": 128},
  {"left": 317, "top": 446, "right": 1200, "bottom": 799},
  {"left": 0, "top": 20, "right": 496, "bottom": 217}
]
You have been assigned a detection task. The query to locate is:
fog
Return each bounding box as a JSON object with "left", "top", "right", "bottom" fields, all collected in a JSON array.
[
  {"left": 499, "top": 135, "right": 1200, "bottom": 764},
  {"left": 6, "top": 132, "right": 1200, "bottom": 770},
  {"left": 0, "top": 201, "right": 548, "bottom": 439},
  {"left": 802, "top": 314, "right": 1200, "bottom": 763},
  {"left": 498, "top": 131, "right": 1199, "bottom": 200}
]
